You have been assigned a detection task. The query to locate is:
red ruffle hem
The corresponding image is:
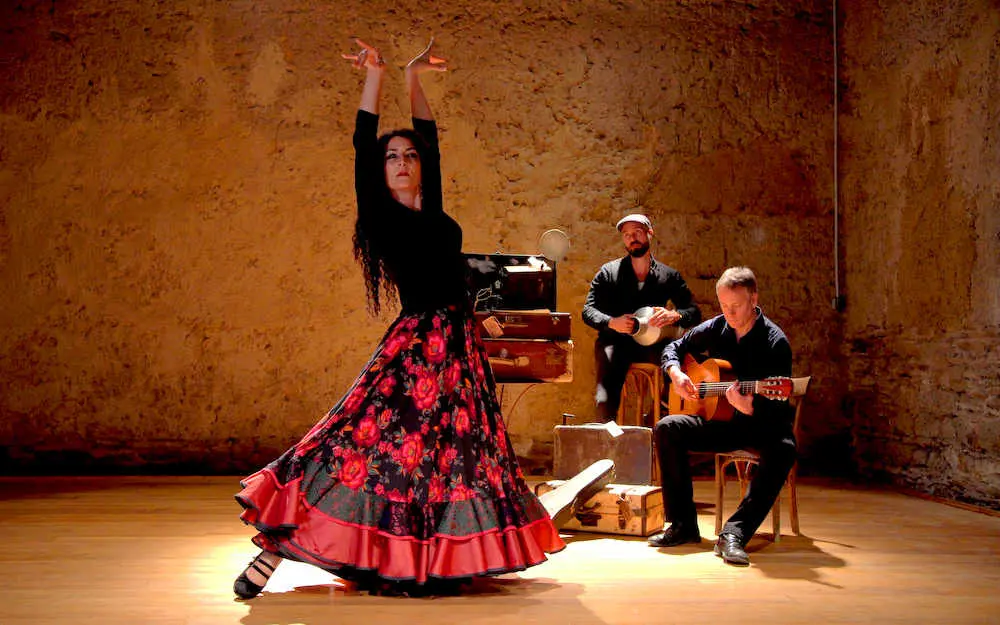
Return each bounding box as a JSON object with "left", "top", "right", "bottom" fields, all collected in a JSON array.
[{"left": 237, "top": 469, "right": 564, "bottom": 582}]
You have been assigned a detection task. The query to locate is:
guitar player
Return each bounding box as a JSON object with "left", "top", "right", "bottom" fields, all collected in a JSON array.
[
  {"left": 582, "top": 213, "right": 701, "bottom": 422},
  {"left": 649, "top": 266, "right": 795, "bottom": 567}
]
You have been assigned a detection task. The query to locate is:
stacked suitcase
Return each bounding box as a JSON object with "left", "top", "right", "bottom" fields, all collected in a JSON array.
[
  {"left": 465, "top": 253, "right": 573, "bottom": 383},
  {"left": 538, "top": 423, "right": 664, "bottom": 537}
]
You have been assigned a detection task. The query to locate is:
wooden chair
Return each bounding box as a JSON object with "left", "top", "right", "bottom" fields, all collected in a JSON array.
[
  {"left": 714, "top": 376, "right": 811, "bottom": 542},
  {"left": 617, "top": 363, "right": 663, "bottom": 429},
  {"left": 616, "top": 363, "right": 664, "bottom": 485}
]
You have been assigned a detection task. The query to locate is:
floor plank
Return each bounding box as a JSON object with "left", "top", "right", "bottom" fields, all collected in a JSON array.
[{"left": 0, "top": 476, "right": 997, "bottom": 624}]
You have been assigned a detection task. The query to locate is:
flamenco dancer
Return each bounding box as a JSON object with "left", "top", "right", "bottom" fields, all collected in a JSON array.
[{"left": 232, "top": 38, "right": 565, "bottom": 599}]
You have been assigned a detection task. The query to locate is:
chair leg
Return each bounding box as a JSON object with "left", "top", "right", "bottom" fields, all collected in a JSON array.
[
  {"left": 714, "top": 455, "right": 725, "bottom": 536},
  {"left": 650, "top": 439, "right": 661, "bottom": 486},
  {"left": 736, "top": 462, "right": 749, "bottom": 499},
  {"left": 788, "top": 466, "right": 800, "bottom": 535},
  {"left": 618, "top": 374, "right": 636, "bottom": 426},
  {"left": 772, "top": 488, "right": 781, "bottom": 542},
  {"left": 651, "top": 372, "right": 661, "bottom": 426}
]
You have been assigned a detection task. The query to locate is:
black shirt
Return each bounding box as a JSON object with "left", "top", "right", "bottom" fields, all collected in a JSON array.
[
  {"left": 582, "top": 256, "right": 700, "bottom": 342},
  {"left": 353, "top": 110, "right": 468, "bottom": 313},
  {"left": 662, "top": 311, "right": 794, "bottom": 422}
]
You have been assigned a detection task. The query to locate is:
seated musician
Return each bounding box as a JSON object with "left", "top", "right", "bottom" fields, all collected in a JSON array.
[
  {"left": 649, "top": 266, "right": 794, "bottom": 567},
  {"left": 582, "top": 213, "right": 700, "bottom": 421}
]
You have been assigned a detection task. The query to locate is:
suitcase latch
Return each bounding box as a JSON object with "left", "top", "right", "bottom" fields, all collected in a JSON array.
[{"left": 617, "top": 494, "right": 634, "bottom": 529}]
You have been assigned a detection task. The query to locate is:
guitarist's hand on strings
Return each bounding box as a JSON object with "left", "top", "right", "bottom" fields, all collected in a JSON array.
[
  {"left": 667, "top": 365, "right": 699, "bottom": 402},
  {"left": 725, "top": 383, "right": 754, "bottom": 416}
]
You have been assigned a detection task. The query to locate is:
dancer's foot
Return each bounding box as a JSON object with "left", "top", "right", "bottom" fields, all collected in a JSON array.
[{"left": 233, "top": 551, "right": 281, "bottom": 599}]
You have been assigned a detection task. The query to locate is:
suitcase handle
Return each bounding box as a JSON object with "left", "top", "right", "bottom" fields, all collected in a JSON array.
[{"left": 488, "top": 356, "right": 529, "bottom": 368}]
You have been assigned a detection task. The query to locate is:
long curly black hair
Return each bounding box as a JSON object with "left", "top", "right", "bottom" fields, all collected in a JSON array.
[{"left": 353, "top": 128, "right": 429, "bottom": 316}]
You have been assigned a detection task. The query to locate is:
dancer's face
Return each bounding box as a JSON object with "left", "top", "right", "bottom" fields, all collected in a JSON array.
[{"left": 384, "top": 136, "right": 422, "bottom": 195}]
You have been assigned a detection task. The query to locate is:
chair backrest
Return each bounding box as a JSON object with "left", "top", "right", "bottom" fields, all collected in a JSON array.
[{"left": 789, "top": 376, "right": 811, "bottom": 437}]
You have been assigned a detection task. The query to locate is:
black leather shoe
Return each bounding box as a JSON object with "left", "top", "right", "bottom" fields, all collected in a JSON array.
[
  {"left": 714, "top": 533, "right": 750, "bottom": 566},
  {"left": 233, "top": 552, "right": 278, "bottom": 599},
  {"left": 647, "top": 524, "right": 701, "bottom": 547}
]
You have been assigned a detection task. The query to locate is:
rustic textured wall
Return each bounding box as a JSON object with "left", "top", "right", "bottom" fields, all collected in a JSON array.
[
  {"left": 1, "top": 1, "right": 841, "bottom": 475},
  {"left": 839, "top": 0, "right": 1000, "bottom": 507}
]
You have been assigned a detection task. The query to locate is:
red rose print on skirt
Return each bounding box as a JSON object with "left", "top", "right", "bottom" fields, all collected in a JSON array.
[
  {"left": 443, "top": 360, "right": 462, "bottom": 393},
  {"left": 423, "top": 329, "right": 447, "bottom": 364},
  {"left": 377, "top": 376, "right": 396, "bottom": 397},
  {"left": 411, "top": 369, "right": 440, "bottom": 412},
  {"left": 382, "top": 330, "right": 412, "bottom": 361},
  {"left": 396, "top": 432, "right": 425, "bottom": 473},
  {"left": 427, "top": 475, "right": 446, "bottom": 503},
  {"left": 339, "top": 450, "right": 369, "bottom": 490},
  {"left": 352, "top": 415, "right": 380, "bottom": 447},
  {"left": 438, "top": 445, "right": 458, "bottom": 473},
  {"left": 449, "top": 482, "right": 472, "bottom": 502},
  {"left": 454, "top": 407, "right": 471, "bottom": 437}
]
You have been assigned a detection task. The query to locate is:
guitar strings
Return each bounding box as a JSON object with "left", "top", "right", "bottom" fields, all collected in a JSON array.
[{"left": 695, "top": 381, "right": 788, "bottom": 396}]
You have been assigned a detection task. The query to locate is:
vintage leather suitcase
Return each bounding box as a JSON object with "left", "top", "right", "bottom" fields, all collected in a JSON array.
[
  {"left": 474, "top": 310, "right": 571, "bottom": 340},
  {"left": 485, "top": 339, "right": 573, "bottom": 383},
  {"left": 534, "top": 481, "right": 664, "bottom": 536},
  {"left": 553, "top": 424, "right": 658, "bottom": 485},
  {"left": 465, "top": 253, "right": 557, "bottom": 311}
]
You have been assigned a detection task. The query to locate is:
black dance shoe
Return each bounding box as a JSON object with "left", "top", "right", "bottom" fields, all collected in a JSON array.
[{"left": 233, "top": 552, "right": 278, "bottom": 599}]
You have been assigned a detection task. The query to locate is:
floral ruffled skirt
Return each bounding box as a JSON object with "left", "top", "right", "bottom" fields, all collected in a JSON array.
[{"left": 236, "top": 305, "right": 564, "bottom": 587}]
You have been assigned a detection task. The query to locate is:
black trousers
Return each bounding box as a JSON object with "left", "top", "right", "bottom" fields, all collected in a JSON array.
[
  {"left": 653, "top": 413, "right": 796, "bottom": 543},
  {"left": 593, "top": 338, "right": 664, "bottom": 420}
]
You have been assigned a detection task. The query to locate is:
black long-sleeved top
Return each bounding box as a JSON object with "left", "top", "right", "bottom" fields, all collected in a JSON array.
[
  {"left": 662, "top": 311, "right": 794, "bottom": 422},
  {"left": 582, "top": 256, "right": 700, "bottom": 342},
  {"left": 353, "top": 110, "right": 468, "bottom": 313}
]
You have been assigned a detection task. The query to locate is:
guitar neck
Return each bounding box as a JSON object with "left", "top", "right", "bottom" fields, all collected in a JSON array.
[{"left": 696, "top": 380, "right": 763, "bottom": 398}]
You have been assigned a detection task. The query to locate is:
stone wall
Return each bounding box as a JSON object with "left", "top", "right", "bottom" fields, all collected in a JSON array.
[
  {"left": 0, "top": 1, "right": 842, "bottom": 474},
  {"left": 839, "top": 0, "right": 1000, "bottom": 507}
]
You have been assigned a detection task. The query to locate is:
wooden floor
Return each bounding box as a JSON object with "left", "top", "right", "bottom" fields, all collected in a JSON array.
[{"left": 0, "top": 476, "right": 997, "bottom": 625}]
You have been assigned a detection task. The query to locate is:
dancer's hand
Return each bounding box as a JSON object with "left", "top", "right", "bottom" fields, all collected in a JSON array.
[
  {"left": 405, "top": 38, "right": 447, "bottom": 74},
  {"left": 343, "top": 38, "right": 385, "bottom": 71}
]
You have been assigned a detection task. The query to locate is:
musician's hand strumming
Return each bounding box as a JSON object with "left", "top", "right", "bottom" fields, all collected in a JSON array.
[{"left": 668, "top": 365, "right": 699, "bottom": 401}]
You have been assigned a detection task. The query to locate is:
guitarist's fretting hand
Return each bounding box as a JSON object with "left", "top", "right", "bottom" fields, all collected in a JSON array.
[{"left": 725, "top": 383, "right": 754, "bottom": 416}]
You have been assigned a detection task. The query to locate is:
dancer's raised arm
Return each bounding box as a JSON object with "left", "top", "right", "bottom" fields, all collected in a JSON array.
[
  {"left": 343, "top": 38, "right": 386, "bottom": 113},
  {"left": 405, "top": 38, "right": 447, "bottom": 121}
]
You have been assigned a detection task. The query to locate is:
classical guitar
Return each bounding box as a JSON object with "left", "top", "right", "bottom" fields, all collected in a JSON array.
[{"left": 666, "top": 354, "right": 792, "bottom": 421}]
